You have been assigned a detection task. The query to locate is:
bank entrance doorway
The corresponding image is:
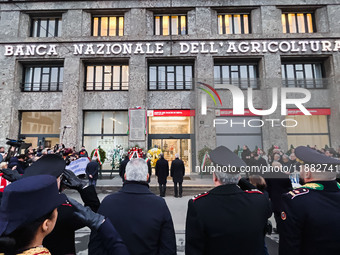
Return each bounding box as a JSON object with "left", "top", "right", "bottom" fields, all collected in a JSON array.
[{"left": 149, "top": 137, "right": 192, "bottom": 174}]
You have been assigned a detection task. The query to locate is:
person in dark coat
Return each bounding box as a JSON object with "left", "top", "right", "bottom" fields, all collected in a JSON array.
[
  {"left": 170, "top": 153, "right": 185, "bottom": 197},
  {"left": 241, "top": 145, "right": 252, "bottom": 166},
  {"left": 89, "top": 158, "right": 176, "bottom": 255},
  {"left": 264, "top": 161, "right": 292, "bottom": 233},
  {"left": 86, "top": 156, "right": 99, "bottom": 187},
  {"left": 279, "top": 146, "right": 340, "bottom": 255},
  {"left": 155, "top": 153, "right": 169, "bottom": 197},
  {"left": 143, "top": 153, "right": 152, "bottom": 183},
  {"left": 119, "top": 154, "right": 130, "bottom": 182},
  {"left": 79, "top": 145, "right": 89, "bottom": 158},
  {"left": 8, "top": 154, "right": 26, "bottom": 174},
  {"left": 185, "top": 146, "right": 271, "bottom": 255}
]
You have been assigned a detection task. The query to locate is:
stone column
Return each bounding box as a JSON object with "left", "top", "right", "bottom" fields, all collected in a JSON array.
[
  {"left": 0, "top": 57, "right": 19, "bottom": 145},
  {"left": 328, "top": 55, "right": 340, "bottom": 147},
  {"left": 128, "top": 54, "right": 147, "bottom": 149},
  {"left": 195, "top": 7, "right": 213, "bottom": 37},
  {"left": 127, "top": 8, "right": 148, "bottom": 149},
  {"left": 0, "top": 10, "right": 22, "bottom": 144},
  {"left": 261, "top": 6, "right": 282, "bottom": 34},
  {"left": 60, "top": 57, "right": 81, "bottom": 148},
  {"left": 62, "top": 10, "right": 83, "bottom": 38},
  {"left": 196, "top": 54, "right": 215, "bottom": 169},
  {"left": 261, "top": 54, "right": 288, "bottom": 151}
]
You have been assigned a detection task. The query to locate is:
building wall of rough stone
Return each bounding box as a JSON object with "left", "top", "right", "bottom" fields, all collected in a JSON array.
[{"left": 0, "top": 0, "right": 340, "bottom": 169}]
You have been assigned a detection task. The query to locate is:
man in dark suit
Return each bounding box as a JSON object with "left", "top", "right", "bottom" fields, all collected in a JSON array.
[
  {"left": 185, "top": 146, "right": 271, "bottom": 255},
  {"left": 89, "top": 158, "right": 176, "bottom": 255},
  {"left": 279, "top": 146, "right": 340, "bottom": 255},
  {"left": 119, "top": 153, "right": 129, "bottom": 182},
  {"left": 155, "top": 153, "right": 169, "bottom": 197},
  {"left": 86, "top": 156, "right": 99, "bottom": 186},
  {"left": 171, "top": 153, "right": 185, "bottom": 197}
]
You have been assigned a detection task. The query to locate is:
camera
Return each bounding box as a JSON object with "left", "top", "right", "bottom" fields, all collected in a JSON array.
[{"left": 6, "top": 137, "right": 25, "bottom": 147}]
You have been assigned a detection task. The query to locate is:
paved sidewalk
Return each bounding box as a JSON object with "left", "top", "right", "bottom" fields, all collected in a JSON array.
[
  {"left": 96, "top": 173, "right": 214, "bottom": 186},
  {"left": 67, "top": 175, "right": 279, "bottom": 254},
  {"left": 94, "top": 173, "right": 215, "bottom": 195}
]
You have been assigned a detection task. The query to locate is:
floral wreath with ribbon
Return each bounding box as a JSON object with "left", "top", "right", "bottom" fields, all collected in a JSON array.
[
  {"left": 128, "top": 146, "right": 144, "bottom": 160},
  {"left": 147, "top": 146, "right": 162, "bottom": 168}
]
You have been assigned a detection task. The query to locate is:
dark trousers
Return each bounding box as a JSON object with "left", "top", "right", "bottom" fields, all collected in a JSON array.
[
  {"left": 89, "top": 179, "right": 97, "bottom": 187},
  {"left": 174, "top": 182, "right": 183, "bottom": 197},
  {"left": 159, "top": 184, "right": 166, "bottom": 197},
  {"left": 274, "top": 211, "right": 282, "bottom": 233}
]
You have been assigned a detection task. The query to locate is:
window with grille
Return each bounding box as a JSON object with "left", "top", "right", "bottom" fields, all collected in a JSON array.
[
  {"left": 154, "top": 15, "right": 187, "bottom": 35},
  {"left": 217, "top": 14, "right": 250, "bottom": 34},
  {"left": 148, "top": 64, "right": 193, "bottom": 90},
  {"left": 281, "top": 13, "right": 315, "bottom": 33},
  {"left": 214, "top": 64, "right": 258, "bottom": 89},
  {"left": 281, "top": 63, "right": 325, "bottom": 88},
  {"left": 92, "top": 16, "right": 124, "bottom": 36},
  {"left": 31, "top": 17, "right": 62, "bottom": 37},
  {"left": 85, "top": 64, "right": 129, "bottom": 91},
  {"left": 23, "top": 66, "right": 63, "bottom": 92}
]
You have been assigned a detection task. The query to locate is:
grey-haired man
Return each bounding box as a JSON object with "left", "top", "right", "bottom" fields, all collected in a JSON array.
[{"left": 89, "top": 158, "right": 176, "bottom": 255}]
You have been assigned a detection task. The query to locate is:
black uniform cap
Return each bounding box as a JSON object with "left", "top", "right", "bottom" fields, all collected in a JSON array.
[
  {"left": 295, "top": 146, "right": 340, "bottom": 170},
  {"left": 0, "top": 175, "right": 66, "bottom": 236},
  {"left": 23, "top": 154, "right": 66, "bottom": 178},
  {"left": 209, "top": 146, "right": 246, "bottom": 173}
]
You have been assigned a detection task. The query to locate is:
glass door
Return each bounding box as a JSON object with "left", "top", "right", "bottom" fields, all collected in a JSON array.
[{"left": 151, "top": 138, "right": 191, "bottom": 174}]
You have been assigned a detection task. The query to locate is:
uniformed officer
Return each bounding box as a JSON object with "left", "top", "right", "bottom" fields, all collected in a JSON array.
[
  {"left": 279, "top": 146, "right": 340, "bottom": 255},
  {"left": 185, "top": 146, "right": 271, "bottom": 255},
  {"left": 22, "top": 154, "right": 101, "bottom": 254}
]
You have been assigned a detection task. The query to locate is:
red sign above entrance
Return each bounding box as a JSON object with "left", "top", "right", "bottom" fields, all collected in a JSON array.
[
  {"left": 216, "top": 108, "right": 331, "bottom": 116},
  {"left": 286, "top": 108, "right": 331, "bottom": 115},
  {"left": 148, "top": 110, "right": 195, "bottom": 117}
]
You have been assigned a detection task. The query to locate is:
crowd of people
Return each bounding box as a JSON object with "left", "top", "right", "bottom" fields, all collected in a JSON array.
[{"left": 0, "top": 142, "right": 340, "bottom": 254}]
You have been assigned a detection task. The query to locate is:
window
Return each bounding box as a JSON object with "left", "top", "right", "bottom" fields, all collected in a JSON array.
[
  {"left": 216, "top": 116, "right": 262, "bottom": 152},
  {"left": 23, "top": 66, "right": 63, "bottom": 92},
  {"left": 148, "top": 64, "right": 193, "bottom": 90},
  {"left": 149, "top": 116, "right": 194, "bottom": 134},
  {"left": 281, "top": 13, "right": 315, "bottom": 33},
  {"left": 218, "top": 14, "right": 250, "bottom": 34},
  {"left": 31, "top": 17, "right": 62, "bottom": 37},
  {"left": 20, "top": 111, "right": 61, "bottom": 148},
  {"left": 286, "top": 115, "right": 330, "bottom": 148},
  {"left": 92, "top": 16, "right": 124, "bottom": 36},
  {"left": 83, "top": 111, "right": 128, "bottom": 169},
  {"left": 281, "top": 63, "right": 324, "bottom": 88},
  {"left": 85, "top": 64, "right": 129, "bottom": 91},
  {"left": 214, "top": 64, "right": 258, "bottom": 89},
  {"left": 154, "top": 15, "right": 187, "bottom": 35}
]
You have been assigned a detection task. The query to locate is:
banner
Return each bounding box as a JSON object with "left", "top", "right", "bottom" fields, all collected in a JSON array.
[{"left": 65, "top": 157, "right": 90, "bottom": 176}]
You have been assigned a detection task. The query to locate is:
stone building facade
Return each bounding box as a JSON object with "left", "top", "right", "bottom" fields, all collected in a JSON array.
[{"left": 1, "top": 0, "right": 340, "bottom": 172}]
